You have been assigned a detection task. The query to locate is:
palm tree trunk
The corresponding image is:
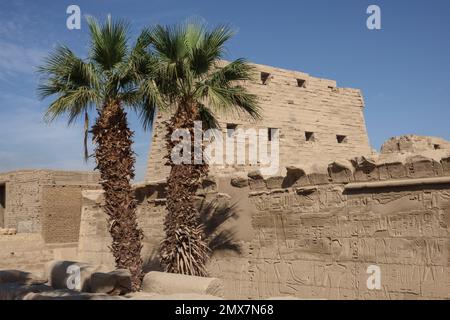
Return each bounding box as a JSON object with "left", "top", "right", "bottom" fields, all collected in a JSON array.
[
  {"left": 91, "top": 102, "right": 144, "bottom": 291},
  {"left": 160, "top": 104, "right": 210, "bottom": 276}
]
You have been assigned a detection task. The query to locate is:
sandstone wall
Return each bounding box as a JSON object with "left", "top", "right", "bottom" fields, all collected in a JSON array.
[
  {"left": 0, "top": 170, "right": 99, "bottom": 272},
  {"left": 80, "top": 153, "right": 450, "bottom": 299},
  {"left": 0, "top": 234, "right": 78, "bottom": 274},
  {"left": 145, "top": 62, "right": 372, "bottom": 182},
  {"left": 0, "top": 184, "right": 5, "bottom": 228},
  {"left": 78, "top": 185, "right": 166, "bottom": 271},
  {"left": 0, "top": 170, "right": 99, "bottom": 234}
]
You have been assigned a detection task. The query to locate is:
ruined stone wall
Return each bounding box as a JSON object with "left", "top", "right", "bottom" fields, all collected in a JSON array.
[
  {"left": 78, "top": 185, "right": 167, "bottom": 271},
  {"left": 145, "top": 62, "right": 372, "bottom": 182},
  {"left": 0, "top": 170, "right": 99, "bottom": 234},
  {"left": 41, "top": 185, "right": 99, "bottom": 244},
  {"left": 80, "top": 152, "right": 450, "bottom": 299},
  {"left": 0, "top": 170, "right": 99, "bottom": 272}
]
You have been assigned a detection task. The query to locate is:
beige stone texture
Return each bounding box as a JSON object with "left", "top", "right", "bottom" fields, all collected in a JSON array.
[
  {"left": 90, "top": 269, "right": 132, "bottom": 294},
  {"left": 45, "top": 260, "right": 108, "bottom": 292},
  {"left": 78, "top": 148, "right": 450, "bottom": 300},
  {"left": 145, "top": 62, "right": 372, "bottom": 182},
  {"left": 381, "top": 135, "right": 450, "bottom": 154},
  {"left": 141, "top": 271, "right": 224, "bottom": 297}
]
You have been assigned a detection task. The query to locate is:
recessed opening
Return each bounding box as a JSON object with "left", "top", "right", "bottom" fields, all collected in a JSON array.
[
  {"left": 305, "top": 131, "right": 315, "bottom": 142},
  {"left": 0, "top": 184, "right": 5, "bottom": 228},
  {"left": 336, "top": 135, "right": 348, "bottom": 144},
  {"left": 297, "top": 79, "right": 306, "bottom": 88},
  {"left": 261, "top": 72, "right": 271, "bottom": 85},
  {"left": 434, "top": 144, "right": 441, "bottom": 150},
  {"left": 268, "top": 128, "right": 279, "bottom": 142},
  {"left": 226, "top": 123, "right": 238, "bottom": 137}
]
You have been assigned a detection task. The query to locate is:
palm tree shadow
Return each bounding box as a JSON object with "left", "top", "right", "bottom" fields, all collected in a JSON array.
[
  {"left": 198, "top": 199, "right": 242, "bottom": 255},
  {"left": 143, "top": 198, "right": 242, "bottom": 272}
]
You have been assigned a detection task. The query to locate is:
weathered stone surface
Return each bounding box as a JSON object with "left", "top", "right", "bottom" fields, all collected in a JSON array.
[
  {"left": 352, "top": 157, "right": 379, "bottom": 181},
  {"left": 443, "top": 157, "right": 450, "bottom": 174},
  {"left": 381, "top": 135, "right": 450, "bottom": 154},
  {"left": 0, "top": 270, "right": 47, "bottom": 285},
  {"left": 230, "top": 176, "right": 249, "bottom": 188},
  {"left": 282, "top": 166, "right": 309, "bottom": 188},
  {"left": 45, "top": 260, "right": 107, "bottom": 292},
  {"left": 328, "top": 160, "right": 354, "bottom": 183},
  {"left": 405, "top": 155, "right": 442, "bottom": 178},
  {"left": 142, "top": 271, "right": 224, "bottom": 297},
  {"left": 90, "top": 269, "right": 132, "bottom": 294},
  {"left": 0, "top": 283, "right": 52, "bottom": 300},
  {"left": 22, "top": 290, "right": 125, "bottom": 300},
  {"left": 0, "top": 170, "right": 99, "bottom": 237},
  {"left": 265, "top": 176, "right": 284, "bottom": 189},
  {"left": 0, "top": 228, "right": 17, "bottom": 235},
  {"left": 126, "top": 292, "right": 223, "bottom": 300},
  {"left": 145, "top": 63, "right": 372, "bottom": 182}
]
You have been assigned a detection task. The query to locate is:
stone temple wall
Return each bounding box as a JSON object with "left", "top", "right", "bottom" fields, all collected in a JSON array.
[
  {"left": 0, "top": 170, "right": 99, "bottom": 272},
  {"left": 145, "top": 62, "right": 372, "bottom": 182},
  {"left": 0, "top": 170, "right": 99, "bottom": 233},
  {"left": 79, "top": 152, "right": 450, "bottom": 299}
]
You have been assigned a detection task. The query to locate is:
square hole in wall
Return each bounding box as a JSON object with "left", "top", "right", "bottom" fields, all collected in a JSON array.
[
  {"left": 434, "top": 144, "right": 441, "bottom": 150},
  {"left": 336, "top": 135, "right": 348, "bottom": 144},
  {"left": 268, "top": 128, "right": 279, "bottom": 141},
  {"left": 261, "top": 72, "right": 271, "bottom": 85},
  {"left": 226, "top": 123, "right": 238, "bottom": 137},
  {"left": 297, "top": 79, "right": 306, "bottom": 88},
  {"left": 305, "top": 131, "right": 315, "bottom": 142}
]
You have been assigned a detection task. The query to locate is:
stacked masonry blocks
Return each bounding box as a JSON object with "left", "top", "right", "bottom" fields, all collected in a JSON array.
[{"left": 145, "top": 62, "right": 372, "bottom": 182}]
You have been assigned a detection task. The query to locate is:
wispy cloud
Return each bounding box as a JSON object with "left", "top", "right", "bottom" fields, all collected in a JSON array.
[{"left": 0, "top": 41, "right": 46, "bottom": 77}]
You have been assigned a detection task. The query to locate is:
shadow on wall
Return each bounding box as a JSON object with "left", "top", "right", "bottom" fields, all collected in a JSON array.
[{"left": 142, "top": 198, "right": 242, "bottom": 273}]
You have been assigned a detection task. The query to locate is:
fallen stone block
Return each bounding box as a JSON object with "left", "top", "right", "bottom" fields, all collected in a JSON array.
[
  {"left": 141, "top": 271, "right": 224, "bottom": 297},
  {"left": 126, "top": 292, "right": 223, "bottom": 300},
  {"left": 0, "top": 283, "right": 53, "bottom": 300},
  {"left": 90, "top": 269, "right": 132, "bottom": 295},
  {"left": 352, "top": 157, "right": 379, "bottom": 181},
  {"left": 282, "top": 166, "right": 309, "bottom": 188},
  {"left": 406, "top": 155, "right": 443, "bottom": 178},
  {"left": 328, "top": 160, "right": 354, "bottom": 183},
  {"left": 22, "top": 290, "right": 126, "bottom": 300},
  {"left": 0, "top": 270, "right": 47, "bottom": 285},
  {"left": 230, "top": 176, "right": 249, "bottom": 188},
  {"left": 45, "top": 260, "right": 108, "bottom": 292}
]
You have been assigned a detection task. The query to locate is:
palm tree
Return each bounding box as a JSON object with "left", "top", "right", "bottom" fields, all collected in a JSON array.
[
  {"left": 37, "top": 16, "right": 159, "bottom": 291},
  {"left": 146, "top": 23, "right": 260, "bottom": 276}
]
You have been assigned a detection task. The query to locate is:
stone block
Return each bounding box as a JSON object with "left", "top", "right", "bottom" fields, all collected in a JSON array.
[
  {"left": 90, "top": 269, "right": 132, "bottom": 294},
  {"left": 141, "top": 271, "right": 224, "bottom": 297},
  {"left": 328, "top": 161, "right": 354, "bottom": 183},
  {"left": 0, "top": 270, "right": 47, "bottom": 285},
  {"left": 45, "top": 260, "right": 108, "bottom": 292},
  {"left": 282, "top": 166, "right": 309, "bottom": 188},
  {"left": 0, "top": 283, "right": 52, "bottom": 300}
]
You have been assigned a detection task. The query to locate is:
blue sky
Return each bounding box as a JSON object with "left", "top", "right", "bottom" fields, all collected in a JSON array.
[{"left": 0, "top": 0, "right": 449, "bottom": 181}]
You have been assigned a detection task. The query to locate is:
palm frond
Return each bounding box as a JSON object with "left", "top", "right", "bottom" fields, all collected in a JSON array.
[
  {"left": 86, "top": 15, "right": 129, "bottom": 71},
  {"left": 199, "top": 104, "right": 220, "bottom": 129}
]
